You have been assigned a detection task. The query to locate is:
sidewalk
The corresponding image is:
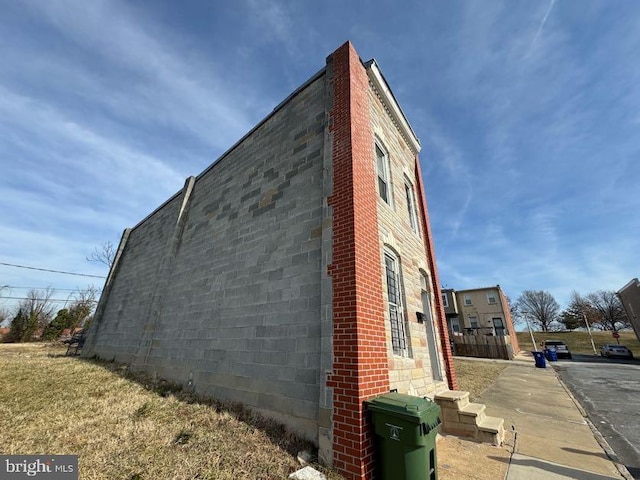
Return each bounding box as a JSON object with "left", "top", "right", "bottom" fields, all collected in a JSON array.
[{"left": 437, "top": 354, "right": 632, "bottom": 480}]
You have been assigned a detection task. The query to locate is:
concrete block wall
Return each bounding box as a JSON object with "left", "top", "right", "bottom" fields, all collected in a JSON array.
[
  {"left": 86, "top": 73, "right": 328, "bottom": 441},
  {"left": 86, "top": 197, "right": 182, "bottom": 363}
]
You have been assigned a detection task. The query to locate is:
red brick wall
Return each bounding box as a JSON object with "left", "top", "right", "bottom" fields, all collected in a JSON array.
[
  {"left": 414, "top": 157, "right": 458, "bottom": 390},
  {"left": 326, "top": 41, "right": 390, "bottom": 479},
  {"left": 500, "top": 288, "right": 520, "bottom": 353}
]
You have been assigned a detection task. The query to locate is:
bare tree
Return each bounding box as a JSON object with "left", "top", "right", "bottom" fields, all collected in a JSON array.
[
  {"left": 515, "top": 290, "right": 560, "bottom": 332},
  {"left": 42, "top": 286, "right": 98, "bottom": 340},
  {"left": 584, "top": 290, "right": 628, "bottom": 331},
  {"left": 562, "top": 291, "right": 599, "bottom": 329},
  {"left": 86, "top": 241, "right": 116, "bottom": 268},
  {"left": 7, "top": 288, "right": 56, "bottom": 341},
  {"left": 0, "top": 306, "right": 9, "bottom": 327}
]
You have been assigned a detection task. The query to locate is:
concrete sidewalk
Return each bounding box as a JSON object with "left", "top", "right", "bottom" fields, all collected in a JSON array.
[{"left": 476, "top": 356, "right": 631, "bottom": 479}]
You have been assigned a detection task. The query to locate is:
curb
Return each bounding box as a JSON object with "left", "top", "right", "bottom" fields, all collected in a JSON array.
[{"left": 551, "top": 365, "right": 634, "bottom": 480}]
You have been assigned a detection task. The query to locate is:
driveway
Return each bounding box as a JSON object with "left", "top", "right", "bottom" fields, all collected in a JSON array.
[{"left": 553, "top": 354, "right": 640, "bottom": 478}]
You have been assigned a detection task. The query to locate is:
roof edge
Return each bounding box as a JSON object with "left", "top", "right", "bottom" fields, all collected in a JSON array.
[
  {"left": 617, "top": 278, "right": 640, "bottom": 295},
  {"left": 364, "top": 59, "right": 421, "bottom": 154}
]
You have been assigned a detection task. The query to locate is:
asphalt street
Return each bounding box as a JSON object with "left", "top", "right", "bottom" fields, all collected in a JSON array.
[{"left": 553, "top": 354, "right": 640, "bottom": 479}]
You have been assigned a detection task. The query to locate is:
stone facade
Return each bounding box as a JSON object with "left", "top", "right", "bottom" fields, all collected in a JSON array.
[{"left": 84, "top": 41, "right": 453, "bottom": 480}]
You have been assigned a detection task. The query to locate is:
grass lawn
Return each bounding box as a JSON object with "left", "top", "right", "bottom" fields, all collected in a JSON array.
[
  {"left": 0, "top": 343, "right": 514, "bottom": 479},
  {"left": 452, "top": 358, "right": 509, "bottom": 401},
  {"left": 516, "top": 330, "right": 640, "bottom": 355},
  {"left": 0, "top": 343, "right": 343, "bottom": 480}
]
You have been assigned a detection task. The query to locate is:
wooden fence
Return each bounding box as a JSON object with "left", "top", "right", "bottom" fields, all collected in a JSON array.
[{"left": 451, "top": 334, "right": 514, "bottom": 360}]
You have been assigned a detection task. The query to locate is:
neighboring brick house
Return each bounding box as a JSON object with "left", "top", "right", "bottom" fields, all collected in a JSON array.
[
  {"left": 441, "top": 288, "right": 460, "bottom": 334},
  {"left": 617, "top": 278, "right": 640, "bottom": 343},
  {"left": 83, "top": 41, "right": 455, "bottom": 479},
  {"left": 444, "top": 285, "right": 520, "bottom": 354}
]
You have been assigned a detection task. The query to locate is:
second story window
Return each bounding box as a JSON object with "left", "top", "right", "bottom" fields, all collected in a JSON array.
[
  {"left": 404, "top": 179, "right": 419, "bottom": 234},
  {"left": 376, "top": 144, "right": 390, "bottom": 204},
  {"left": 441, "top": 293, "right": 449, "bottom": 307},
  {"left": 464, "top": 294, "right": 472, "bottom": 306}
]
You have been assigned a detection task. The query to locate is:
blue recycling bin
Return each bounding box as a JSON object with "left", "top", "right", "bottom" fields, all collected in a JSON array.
[
  {"left": 544, "top": 349, "right": 558, "bottom": 362},
  {"left": 532, "top": 351, "right": 546, "bottom": 368}
]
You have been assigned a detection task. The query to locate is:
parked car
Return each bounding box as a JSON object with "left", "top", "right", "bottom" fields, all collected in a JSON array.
[
  {"left": 600, "top": 344, "right": 634, "bottom": 359},
  {"left": 541, "top": 340, "right": 572, "bottom": 359}
]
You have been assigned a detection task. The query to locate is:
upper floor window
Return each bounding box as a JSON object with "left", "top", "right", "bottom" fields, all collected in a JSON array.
[
  {"left": 464, "top": 294, "right": 472, "bottom": 306},
  {"left": 376, "top": 144, "right": 391, "bottom": 205},
  {"left": 441, "top": 293, "right": 449, "bottom": 308},
  {"left": 404, "top": 179, "right": 419, "bottom": 234},
  {"left": 469, "top": 316, "right": 478, "bottom": 329},
  {"left": 487, "top": 292, "right": 497, "bottom": 304},
  {"left": 384, "top": 251, "right": 408, "bottom": 356}
]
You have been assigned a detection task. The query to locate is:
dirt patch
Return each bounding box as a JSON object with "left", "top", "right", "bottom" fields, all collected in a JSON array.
[{"left": 437, "top": 432, "right": 513, "bottom": 480}]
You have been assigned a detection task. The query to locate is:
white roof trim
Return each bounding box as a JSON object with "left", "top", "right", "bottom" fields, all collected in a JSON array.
[{"left": 366, "top": 61, "right": 421, "bottom": 153}]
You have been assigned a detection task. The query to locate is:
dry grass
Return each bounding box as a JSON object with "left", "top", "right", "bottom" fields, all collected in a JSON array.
[
  {"left": 0, "top": 343, "right": 343, "bottom": 480},
  {"left": 452, "top": 358, "right": 509, "bottom": 400},
  {"left": 516, "top": 330, "right": 640, "bottom": 355}
]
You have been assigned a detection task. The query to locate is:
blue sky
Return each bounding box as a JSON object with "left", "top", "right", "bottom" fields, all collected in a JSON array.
[{"left": 1, "top": 0, "right": 638, "bottom": 316}]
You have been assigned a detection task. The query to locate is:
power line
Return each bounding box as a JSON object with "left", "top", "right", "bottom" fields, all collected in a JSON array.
[
  {"left": 0, "top": 296, "right": 98, "bottom": 303},
  {"left": 1, "top": 286, "right": 102, "bottom": 293},
  {"left": 0, "top": 262, "right": 106, "bottom": 279}
]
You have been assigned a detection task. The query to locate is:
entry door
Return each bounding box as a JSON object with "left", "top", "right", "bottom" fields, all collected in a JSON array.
[
  {"left": 421, "top": 274, "right": 442, "bottom": 381},
  {"left": 493, "top": 318, "right": 505, "bottom": 336}
]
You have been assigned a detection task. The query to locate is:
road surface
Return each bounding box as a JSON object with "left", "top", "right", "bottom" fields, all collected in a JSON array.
[{"left": 553, "top": 354, "right": 640, "bottom": 478}]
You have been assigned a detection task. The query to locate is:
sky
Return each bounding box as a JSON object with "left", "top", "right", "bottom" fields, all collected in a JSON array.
[{"left": 1, "top": 0, "right": 639, "bottom": 318}]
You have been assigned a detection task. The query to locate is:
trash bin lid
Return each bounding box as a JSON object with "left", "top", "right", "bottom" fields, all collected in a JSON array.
[{"left": 365, "top": 392, "right": 439, "bottom": 421}]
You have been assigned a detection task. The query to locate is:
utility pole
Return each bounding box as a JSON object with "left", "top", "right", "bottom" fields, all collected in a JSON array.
[
  {"left": 523, "top": 311, "right": 537, "bottom": 351},
  {"left": 583, "top": 312, "right": 598, "bottom": 355}
]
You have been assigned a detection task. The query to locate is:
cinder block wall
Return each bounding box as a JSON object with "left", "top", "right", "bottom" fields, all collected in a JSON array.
[
  {"left": 86, "top": 73, "right": 328, "bottom": 441},
  {"left": 87, "top": 198, "right": 182, "bottom": 363}
]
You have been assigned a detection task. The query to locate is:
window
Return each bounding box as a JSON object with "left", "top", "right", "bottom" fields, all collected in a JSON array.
[
  {"left": 441, "top": 293, "right": 449, "bottom": 308},
  {"left": 384, "top": 252, "right": 408, "bottom": 356},
  {"left": 450, "top": 317, "right": 460, "bottom": 334},
  {"left": 376, "top": 144, "right": 390, "bottom": 204},
  {"left": 404, "top": 179, "right": 419, "bottom": 234},
  {"left": 464, "top": 294, "right": 472, "bottom": 306},
  {"left": 493, "top": 318, "right": 505, "bottom": 336},
  {"left": 469, "top": 316, "right": 478, "bottom": 329},
  {"left": 487, "top": 292, "right": 497, "bottom": 304}
]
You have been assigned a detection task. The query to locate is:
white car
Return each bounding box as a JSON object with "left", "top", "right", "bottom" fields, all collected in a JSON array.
[
  {"left": 541, "top": 340, "right": 572, "bottom": 359},
  {"left": 600, "top": 344, "right": 634, "bottom": 359}
]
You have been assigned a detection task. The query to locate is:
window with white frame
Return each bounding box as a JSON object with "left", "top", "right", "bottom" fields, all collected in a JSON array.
[
  {"left": 384, "top": 251, "right": 408, "bottom": 356},
  {"left": 376, "top": 143, "right": 391, "bottom": 205},
  {"left": 487, "top": 292, "right": 497, "bottom": 304},
  {"left": 450, "top": 317, "right": 460, "bottom": 334},
  {"left": 404, "top": 178, "right": 419, "bottom": 234},
  {"left": 493, "top": 317, "right": 505, "bottom": 335},
  {"left": 464, "top": 294, "right": 472, "bottom": 306},
  {"left": 441, "top": 293, "right": 449, "bottom": 307},
  {"left": 469, "top": 316, "right": 478, "bottom": 329}
]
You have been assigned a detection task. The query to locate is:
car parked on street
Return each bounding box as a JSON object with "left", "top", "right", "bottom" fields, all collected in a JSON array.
[
  {"left": 600, "top": 344, "right": 634, "bottom": 359},
  {"left": 541, "top": 340, "right": 572, "bottom": 359}
]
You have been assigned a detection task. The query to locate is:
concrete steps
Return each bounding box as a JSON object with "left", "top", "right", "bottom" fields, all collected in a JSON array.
[{"left": 434, "top": 390, "right": 505, "bottom": 446}]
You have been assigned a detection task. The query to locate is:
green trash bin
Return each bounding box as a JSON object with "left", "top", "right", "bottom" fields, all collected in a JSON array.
[{"left": 365, "top": 392, "right": 441, "bottom": 480}]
